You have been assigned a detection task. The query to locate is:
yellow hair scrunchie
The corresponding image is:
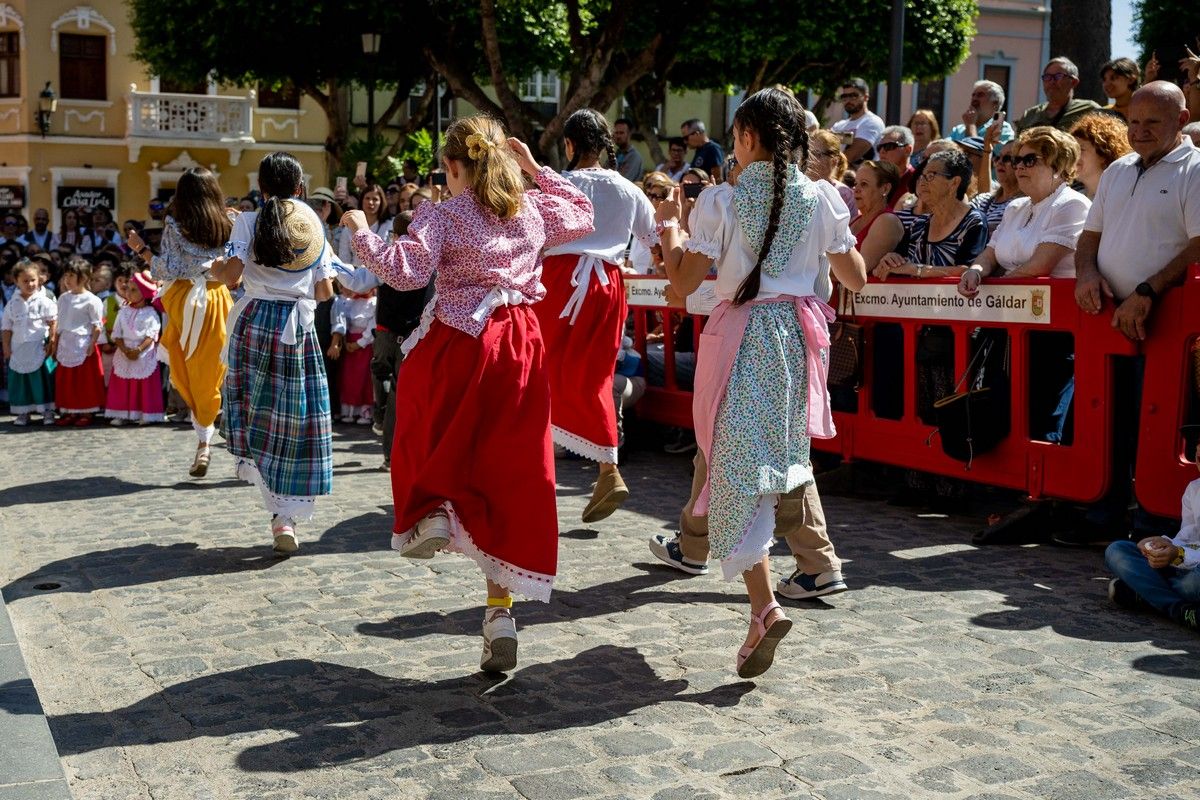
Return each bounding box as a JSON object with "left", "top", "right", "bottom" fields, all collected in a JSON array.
[{"left": 465, "top": 132, "right": 495, "bottom": 162}]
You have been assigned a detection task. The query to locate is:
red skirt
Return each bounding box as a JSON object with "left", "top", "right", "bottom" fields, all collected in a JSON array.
[
  {"left": 55, "top": 346, "right": 106, "bottom": 413},
  {"left": 390, "top": 306, "right": 557, "bottom": 601},
  {"left": 534, "top": 253, "right": 625, "bottom": 463},
  {"left": 338, "top": 332, "right": 374, "bottom": 406}
]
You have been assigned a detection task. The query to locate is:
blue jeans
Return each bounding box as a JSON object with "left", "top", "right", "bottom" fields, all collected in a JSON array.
[{"left": 1105, "top": 540, "right": 1200, "bottom": 618}]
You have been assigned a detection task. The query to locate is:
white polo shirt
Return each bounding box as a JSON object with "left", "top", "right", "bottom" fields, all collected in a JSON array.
[{"left": 1083, "top": 140, "right": 1200, "bottom": 300}]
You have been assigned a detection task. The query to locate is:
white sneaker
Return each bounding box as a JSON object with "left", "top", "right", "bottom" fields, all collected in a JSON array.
[
  {"left": 356, "top": 415, "right": 372, "bottom": 426},
  {"left": 13, "top": 414, "right": 29, "bottom": 426},
  {"left": 392, "top": 513, "right": 451, "bottom": 559},
  {"left": 481, "top": 607, "right": 518, "bottom": 672},
  {"left": 42, "top": 413, "right": 56, "bottom": 426},
  {"left": 109, "top": 417, "right": 126, "bottom": 427}
]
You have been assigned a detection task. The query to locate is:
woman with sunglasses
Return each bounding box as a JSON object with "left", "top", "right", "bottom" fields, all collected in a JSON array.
[
  {"left": 970, "top": 140, "right": 1024, "bottom": 234},
  {"left": 958, "top": 127, "right": 1088, "bottom": 293},
  {"left": 630, "top": 172, "right": 675, "bottom": 274},
  {"left": 807, "top": 130, "right": 857, "bottom": 217}
]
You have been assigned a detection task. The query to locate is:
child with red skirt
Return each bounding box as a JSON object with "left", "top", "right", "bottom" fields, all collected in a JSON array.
[
  {"left": 53, "top": 258, "right": 105, "bottom": 425},
  {"left": 344, "top": 116, "right": 593, "bottom": 672},
  {"left": 327, "top": 287, "right": 376, "bottom": 424},
  {"left": 537, "top": 110, "right": 658, "bottom": 523},
  {"left": 105, "top": 271, "right": 164, "bottom": 425}
]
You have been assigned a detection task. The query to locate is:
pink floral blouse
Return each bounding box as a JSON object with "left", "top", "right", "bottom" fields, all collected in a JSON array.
[{"left": 351, "top": 167, "right": 594, "bottom": 337}]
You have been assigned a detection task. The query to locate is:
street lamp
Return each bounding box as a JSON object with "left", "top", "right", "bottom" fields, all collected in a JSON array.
[
  {"left": 361, "top": 33, "right": 381, "bottom": 143},
  {"left": 37, "top": 82, "right": 57, "bottom": 138}
]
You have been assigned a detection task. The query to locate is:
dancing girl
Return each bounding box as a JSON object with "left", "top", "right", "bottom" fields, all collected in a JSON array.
[
  {"left": 653, "top": 89, "right": 867, "bottom": 677},
  {"left": 213, "top": 152, "right": 336, "bottom": 555},
  {"left": 344, "top": 116, "right": 593, "bottom": 672}
]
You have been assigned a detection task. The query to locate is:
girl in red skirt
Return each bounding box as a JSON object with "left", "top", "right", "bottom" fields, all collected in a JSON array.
[
  {"left": 52, "top": 258, "right": 106, "bottom": 425},
  {"left": 537, "top": 109, "right": 658, "bottom": 523},
  {"left": 344, "top": 116, "right": 593, "bottom": 672},
  {"left": 327, "top": 287, "right": 376, "bottom": 424},
  {"left": 105, "top": 270, "right": 164, "bottom": 425}
]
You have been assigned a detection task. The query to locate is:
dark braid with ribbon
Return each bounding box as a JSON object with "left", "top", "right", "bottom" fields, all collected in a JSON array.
[
  {"left": 732, "top": 89, "right": 809, "bottom": 306},
  {"left": 563, "top": 109, "right": 616, "bottom": 172}
]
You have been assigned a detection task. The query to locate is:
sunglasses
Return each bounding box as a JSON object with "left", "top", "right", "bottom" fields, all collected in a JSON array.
[
  {"left": 647, "top": 193, "right": 668, "bottom": 202},
  {"left": 919, "top": 171, "right": 953, "bottom": 181},
  {"left": 839, "top": 93, "right": 861, "bottom": 101},
  {"left": 385, "top": 187, "right": 400, "bottom": 194},
  {"left": 1010, "top": 153, "right": 1043, "bottom": 168},
  {"left": 877, "top": 141, "right": 905, "bottom": 152},
  {"left": 1041, "top": 72, "right": 1071, "bottom": 82}
]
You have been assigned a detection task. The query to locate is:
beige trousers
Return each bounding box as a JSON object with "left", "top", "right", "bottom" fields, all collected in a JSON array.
[{"left": 678, "top": 451, "right": 841, "bottom": 574}]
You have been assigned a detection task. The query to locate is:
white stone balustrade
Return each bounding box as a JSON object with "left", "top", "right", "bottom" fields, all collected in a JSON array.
[{"left": 127, "top": 88, "right": 254, "bottom": 141}]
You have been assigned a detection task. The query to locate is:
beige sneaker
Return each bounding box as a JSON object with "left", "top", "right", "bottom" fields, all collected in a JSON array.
[
  {"left": 581, "top": 468, "right": 630, "bottom": 523},
  {"left": 393, "top": 513, "right": 451, "bottom": 559},
  {"left": 480, "top": 607, "right": 518, "bottom": 672},
  {"left": 271, "top": 518, "right": 299, "bottom": 556}
]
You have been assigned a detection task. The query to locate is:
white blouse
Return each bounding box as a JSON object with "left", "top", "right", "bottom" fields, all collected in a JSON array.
[
  {"left": 1, "top": 288, "right": 56, "bottom": 373},
  {"left": 685, "top": 180, "right": 854, "bottom": 303},
  {"left": 544, "top": 168, "right": 658, "bottom": 262},
  {"left": 111, "top": 305, "right": 161, "bottom": 380},
  {"left": 56, "top": 291, "right": 103, "bottom": 368},
  {"left": 331, "top": 294, "right": 377, "bottom": 343},
  {"left": 989, "top": 183, "right": 1090, "bottom": 278},
  {"left": 337, "top": 219, "right": 390, "bottom": 266}
]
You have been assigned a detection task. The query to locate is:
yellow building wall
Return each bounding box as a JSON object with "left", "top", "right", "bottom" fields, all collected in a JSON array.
[{"left": 0, "top": 1, "right": 331, "bottom": 227}]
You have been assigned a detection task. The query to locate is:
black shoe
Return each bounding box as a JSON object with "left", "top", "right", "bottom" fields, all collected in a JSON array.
[
  {"left": 1172, "top": 603, "right": 1200, "bottom": 631},
  {"left": 1107, "top": 578, "right": 1144, "bottom": 611},
  {"left": 1052, "top": 523, "right": 1120, "bottom": 548}
]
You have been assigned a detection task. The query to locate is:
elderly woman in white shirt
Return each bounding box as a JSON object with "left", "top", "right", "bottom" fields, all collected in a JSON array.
[{"left": 958, "top": 126, "right": 1090, "bottom": 295}]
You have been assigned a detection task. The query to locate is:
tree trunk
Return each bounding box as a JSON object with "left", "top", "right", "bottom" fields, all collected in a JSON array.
[
  {"left": 1051, "top": 0, "right": 1111, "bottom": 103},
  {"left": 627, "top": 76, "right": 667, "bottom": 167},
  {"left": 308, "top": 79, "right": 349, "bottom": 180}
]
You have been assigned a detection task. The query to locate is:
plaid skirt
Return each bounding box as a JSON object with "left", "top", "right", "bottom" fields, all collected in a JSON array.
[{"left": 222, "top": 299, "right": 332, "bottom": 517}]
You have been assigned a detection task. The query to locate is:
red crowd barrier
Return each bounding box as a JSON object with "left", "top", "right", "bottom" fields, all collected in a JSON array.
[{"left": 626, "top": 267, "right": 1200, "bottom": 519}]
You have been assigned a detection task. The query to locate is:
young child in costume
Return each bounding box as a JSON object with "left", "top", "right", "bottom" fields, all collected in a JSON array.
[
  {"left": 129, "top": 167, "right": 234, "bottom": 477},
  {"left": 52, "top": 258, "right": 105, "bottom": 425},
  {"left": 344, "top": 116, "right": 593, "bottom": 672},
  {"left": 105, "top": 270, "right": 164, "bottom": 425},
  {"left": 327, "top": 287, "right": 377, "bottom": 424},
  {"left": 213, "top": 151, "right": 335, "bottom": 556},
  {"left": 653, "top": 88, "right": 867, "bottom": 677},
  {"left": 2, "top": 260, "right": 57, "bottom": 425},
  {"left": 536, "top": 110, "right": 658, "bottom": 523}
]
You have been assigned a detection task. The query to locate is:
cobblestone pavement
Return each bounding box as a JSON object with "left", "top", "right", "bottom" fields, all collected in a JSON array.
[{"left": 1, "top": 418, "right": 1198, "bottom": 800}]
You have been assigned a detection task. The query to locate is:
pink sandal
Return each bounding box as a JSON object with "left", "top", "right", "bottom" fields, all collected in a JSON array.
[{"left": 736, "top": 601, "right": 792, "bottom": 679}]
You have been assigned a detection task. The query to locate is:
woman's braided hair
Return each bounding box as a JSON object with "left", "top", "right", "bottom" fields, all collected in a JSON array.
[
  {"left": 563, "top": 109, "right": 617, "bottom": 171},
  {"left": 731, "top": 88, "right": 809, "bottom": 306}
]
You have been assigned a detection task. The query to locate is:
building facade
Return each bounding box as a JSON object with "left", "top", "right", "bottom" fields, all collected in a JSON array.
[{"left": 0, "top": 1, "right": 329, "bottom": 229}]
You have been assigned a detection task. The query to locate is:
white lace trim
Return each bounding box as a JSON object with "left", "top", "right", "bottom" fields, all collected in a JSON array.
[
  {"left": 552, "top": 425, "right": 618, "bottom": 464},
  {"left": 719, "top": 494, "right": 780, "bottom": 581},
  {"left": 684, "top": 237, "right": 723, "bottom": 260},
  {"left": 399, "top": 291, "right": 438, "bottom": 359},
  {"left": 112, "top": 350, "right": 160, "bottom": 380},
  {"left": 234, "top": 458, "right": 317, "bottom": 522},
  {"left": 434, "top": 501, "right": 554, "bottom": 602},
  {"left": 10, "top": 402, "right": 53, "bottom": 414},
  {"left": 104, "top": 409, "right": 164, "bottom": 422},
  {"left": 55, "top": 331, "right": 93, "bottom": 368},
  {"left": 826, "top": 229, "right": 857, "bottom": 255}
]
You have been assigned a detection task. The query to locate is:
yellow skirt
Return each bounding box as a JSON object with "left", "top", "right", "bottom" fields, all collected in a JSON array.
[{"left": 160, "top": 279, "right": 232, "bottom": 428}]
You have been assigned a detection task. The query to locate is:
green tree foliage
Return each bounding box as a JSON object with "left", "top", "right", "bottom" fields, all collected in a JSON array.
[
  {"left": 1134, "top": 1, "right": 1200, "bottom": 84},
  {"left": 128, "top": 0, "right": 436, "bottom": 173}
]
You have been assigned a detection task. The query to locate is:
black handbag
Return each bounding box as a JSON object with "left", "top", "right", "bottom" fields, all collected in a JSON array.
[
  {"left": 933, "top": 334, "right": 1010, "bottom": 468},
  {"left": 828, "top": 288, "right": 864, "bottom": 390}
]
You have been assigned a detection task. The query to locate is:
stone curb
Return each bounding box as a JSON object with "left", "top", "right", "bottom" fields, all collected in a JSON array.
[{"left": 0, "top": 591, "right": 73, "bottom": 800}]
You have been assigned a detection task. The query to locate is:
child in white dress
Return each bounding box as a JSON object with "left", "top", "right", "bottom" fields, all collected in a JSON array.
[
  {"left": 2, "top": 260, "right": 57, "bottom": 425},
  {"left": 105, "top": 271, "right": 164, "bottom": 425}
]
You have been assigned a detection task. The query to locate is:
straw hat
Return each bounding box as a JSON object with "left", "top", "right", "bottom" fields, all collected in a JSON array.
[{"left": 276, "top": 199, "right": 328, "bottom": 272}]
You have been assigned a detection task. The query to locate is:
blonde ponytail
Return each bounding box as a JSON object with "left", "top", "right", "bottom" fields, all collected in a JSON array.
[{"left": 443, "top": 116, "right": 524, "bottom": 220}]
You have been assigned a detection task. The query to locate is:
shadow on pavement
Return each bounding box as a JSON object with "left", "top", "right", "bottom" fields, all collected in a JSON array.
[
  {"left": 11, "top": 646, "right": 751, "bottom": 769},
  {"left": 2, "top": 508, "right": 395, "bottom": 602},
  {"left": 0, "top": 476, "right": 159, "bottom": 507},
  {"left": 357, "top": 563, "right": 740, "bottom": 642}
]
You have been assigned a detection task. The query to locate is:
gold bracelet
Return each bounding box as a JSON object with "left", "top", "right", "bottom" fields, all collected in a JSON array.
[{"left": 1171, "top": 546, "right": 1186, "bottom": 567}]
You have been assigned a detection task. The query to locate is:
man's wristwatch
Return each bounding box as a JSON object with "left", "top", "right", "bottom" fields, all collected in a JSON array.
[{"left": 1134, "top": 281, "right": 1157, "bottom": 300}]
